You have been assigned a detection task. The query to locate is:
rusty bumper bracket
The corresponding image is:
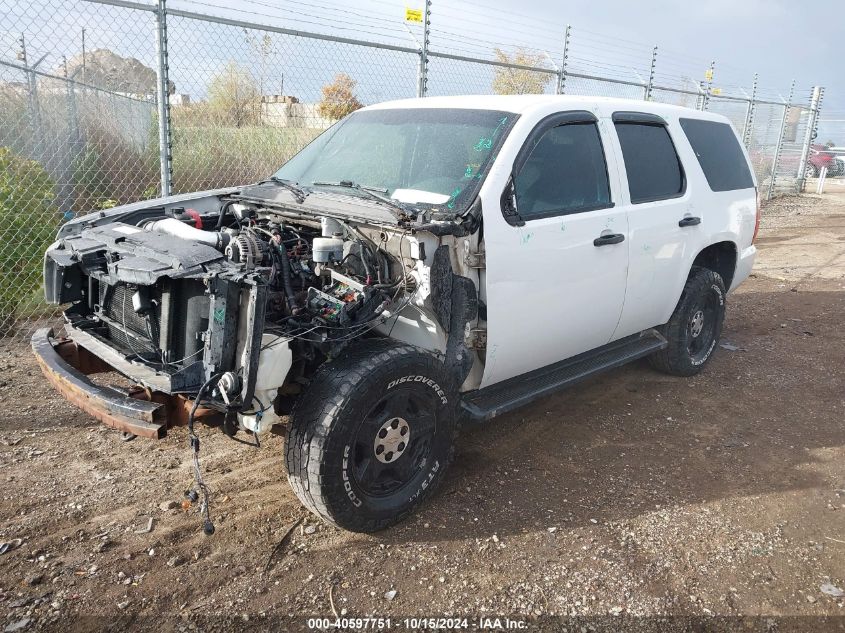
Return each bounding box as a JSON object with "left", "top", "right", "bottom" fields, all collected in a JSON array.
[{"left": 31, "top": 327, "right": 227, "bottom": 440}]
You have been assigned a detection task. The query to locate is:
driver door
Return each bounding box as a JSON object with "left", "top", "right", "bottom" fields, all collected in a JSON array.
[{"left": 480, "top": 111, "right": 629, "bottom": 387}]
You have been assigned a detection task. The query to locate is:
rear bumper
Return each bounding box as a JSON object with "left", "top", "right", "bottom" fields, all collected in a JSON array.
[{"left": 31, "top": 328, "right": 219, "bottom": 439}]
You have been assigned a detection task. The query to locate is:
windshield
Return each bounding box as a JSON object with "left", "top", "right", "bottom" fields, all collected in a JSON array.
[{"left": 274, "top": 108, "right": 516, "bottom": 214}]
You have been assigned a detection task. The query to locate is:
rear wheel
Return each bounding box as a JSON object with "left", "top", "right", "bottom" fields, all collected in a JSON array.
[
  {"left": 285, "top": 340, "right": 458, "bottom": 532},
  {"left": 805, "top": 163, "right": 819, "bottom": 178},
  {"left": 649, "top": 266, "right": 726, "bottom": 377}
]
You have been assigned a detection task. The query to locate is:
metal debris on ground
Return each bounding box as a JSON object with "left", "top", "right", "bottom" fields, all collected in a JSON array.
[
  {"left": 3, "top": 619, "right": 31, "bottom": 633},
  {"left": 0, "top": 538, "right": 23, "bottom": 555},
  {"left": 821, "top": 583, "right": 844, "bottom": 597}
]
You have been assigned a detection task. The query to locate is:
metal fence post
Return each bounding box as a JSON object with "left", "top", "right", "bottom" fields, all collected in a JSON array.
[
  {"left": 57, "top": 58, "right": 80, "bottom": 214},
  {"left": 701, "top": 60, "right": 715, "bottom": 110},
  {"left": 644, "top": 45, "right": 657, "bottom": 101},
  {"left": 155, "top": 0, "right": 173, "bottom": 197},
  {"left": 741, "top": 73, "right": 758, "bottom": 148},
  {"left": 417, "top": 0, "right": 431, "bottom": 97},
  {"left": 18, "top": 34, "right": 45, "bottom": 163},
  {"left": 767, "top": 79, "right": 795, "bottom": 201},
  {"left": 556, "top": 24, "right": 571, "bottom": 95},
  {"left": 798, "top": 86, "right": 824, "bottom": 192}
]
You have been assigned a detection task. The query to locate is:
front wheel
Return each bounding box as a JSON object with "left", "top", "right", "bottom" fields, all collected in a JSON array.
[
  {"left": 649, "top": 266, "right": 726, "bottom": 377},
  {"left": 285, "top": 340, "right": 458, "bottom": 532}
]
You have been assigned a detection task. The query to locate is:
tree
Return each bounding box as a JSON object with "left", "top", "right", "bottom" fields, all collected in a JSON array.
[
  {"left": 0, "top": 147, "right": 57, "bottom": 336},
  {"left": 318, "top": 73, "right": 363, "bottom": 121},
  {"left": 208, "top": 61, "right": 260, "bottom": 127},
  {"left": 243, "top": 30, "right": 277, "bottom": 98},
  {"left": 492, "top": 48, "right": 551, "bottom": 95}
]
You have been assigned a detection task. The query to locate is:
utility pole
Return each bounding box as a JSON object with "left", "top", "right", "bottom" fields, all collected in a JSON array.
[{"left": 154, "top": 0, "right": 173, "bottom": 197}]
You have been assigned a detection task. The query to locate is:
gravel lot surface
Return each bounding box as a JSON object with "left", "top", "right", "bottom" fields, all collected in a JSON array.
[{"left": 1, "top": 194, "right": 845, "bottom": 632}]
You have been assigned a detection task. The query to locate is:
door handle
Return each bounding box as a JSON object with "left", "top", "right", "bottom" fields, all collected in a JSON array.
[
  {"left": 593, "top": 233, "right": 625, "bottom": 247},
  {"left": 678, "top": 216, "right": 701, "bottom": 227}
]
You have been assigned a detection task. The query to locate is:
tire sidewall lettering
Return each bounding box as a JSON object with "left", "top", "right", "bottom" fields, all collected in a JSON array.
[
  {"left": 688, "top": 278, "right": 724, "bottom": 366},
  {"left": 409, "top": 460, "right": 440, "bottom": 504},
  {"left": 387, "top": 374, "right": 448, "bottom": 405},
  {"left": 342, "top": 445, "right": 362, "bottom": 507}
]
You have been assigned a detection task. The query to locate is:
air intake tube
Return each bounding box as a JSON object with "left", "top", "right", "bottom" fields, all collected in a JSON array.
[{"left": 143, "top": 218, "right": 229, "bottom": 250}]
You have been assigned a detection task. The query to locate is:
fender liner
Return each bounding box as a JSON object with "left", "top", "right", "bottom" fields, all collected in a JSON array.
[{"left": 429, "top": 245, "right": 478, "bottom": 389}]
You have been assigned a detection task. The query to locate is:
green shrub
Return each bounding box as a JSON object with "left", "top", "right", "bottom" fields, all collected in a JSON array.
[{"left": 0, "top": 147, "right": 58, "bottom": 336}]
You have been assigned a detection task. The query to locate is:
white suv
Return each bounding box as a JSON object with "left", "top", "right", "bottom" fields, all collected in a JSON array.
[{"left": 37, "top": 95, "right": 759, "bottom": 533}]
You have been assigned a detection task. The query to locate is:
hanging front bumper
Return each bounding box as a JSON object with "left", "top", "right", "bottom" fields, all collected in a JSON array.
[{"left": 31, "top": 328, "right": 220, "bottom": 439}]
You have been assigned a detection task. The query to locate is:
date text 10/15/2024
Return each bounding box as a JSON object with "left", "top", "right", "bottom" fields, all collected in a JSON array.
[{"left": 306, "top": 617, "right": 528, "bottom": 629}]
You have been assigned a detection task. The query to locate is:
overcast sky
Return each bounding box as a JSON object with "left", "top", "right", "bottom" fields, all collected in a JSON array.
[
  {"left": 173, "top": 0, "right": 843, "bottom": 136},
  {"left": 4, "top": 0, "right": 842, "bottom": 138}
]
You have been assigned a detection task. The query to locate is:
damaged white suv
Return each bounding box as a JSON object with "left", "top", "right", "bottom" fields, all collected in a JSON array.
[{"left": 35, "top": 96, "right": 759, "bottom": 532}]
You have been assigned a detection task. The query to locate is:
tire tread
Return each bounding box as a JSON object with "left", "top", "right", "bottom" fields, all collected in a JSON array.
[{"left": 285, "top": 339, "right": 457, "bottom": 532}]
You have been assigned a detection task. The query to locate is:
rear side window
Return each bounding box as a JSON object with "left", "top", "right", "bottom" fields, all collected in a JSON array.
[
  {"left": 680, "top": 118, "right": 754, "bottom": 191},
  {"left": 513, "top": 123, "right": 611, "bottom": 219},
  {"left": 614, "top": 122, "right": 685, "bottom": 203}
]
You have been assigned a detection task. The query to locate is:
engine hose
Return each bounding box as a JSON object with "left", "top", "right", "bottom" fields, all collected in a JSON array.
[
  {"left": 215, "top": 200, "right": 237, "bottom": 230},
  {"left": 275, "top": 242, "right": 298, "bottom": 309},
  {"left": 378, "top": 250, "right": 391, "bottom": 285}
]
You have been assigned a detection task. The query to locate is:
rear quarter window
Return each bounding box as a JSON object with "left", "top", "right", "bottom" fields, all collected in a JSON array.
[{"left": 679, "top": 118, "right": 754, "bottom": 192}]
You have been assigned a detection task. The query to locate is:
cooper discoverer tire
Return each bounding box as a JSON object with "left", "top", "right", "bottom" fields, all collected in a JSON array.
[
  {"left": 285, "top": 339, "right": 458, "bottom": 533},
  {"left": 649, "top": 266, "right": 726, "bottom": 377}
]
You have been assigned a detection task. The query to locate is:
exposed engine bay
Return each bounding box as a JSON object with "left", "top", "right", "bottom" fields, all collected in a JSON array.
[{"left": 44, "top": 193, "right": 434, "bottom": 438}]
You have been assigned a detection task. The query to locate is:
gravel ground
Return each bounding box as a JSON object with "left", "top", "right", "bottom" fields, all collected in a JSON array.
[{"left": 1, "top": 194, "right": 845, "bottom": 632}]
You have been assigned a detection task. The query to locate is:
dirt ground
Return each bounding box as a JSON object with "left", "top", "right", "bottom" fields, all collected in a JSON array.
[{"left": 2, "top": 194, "right": 845, "bottom": 632}]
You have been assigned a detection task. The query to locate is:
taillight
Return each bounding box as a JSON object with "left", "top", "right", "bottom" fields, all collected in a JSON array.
[{"left": 752, "top": 188, "right": 762, "bottom": 244}]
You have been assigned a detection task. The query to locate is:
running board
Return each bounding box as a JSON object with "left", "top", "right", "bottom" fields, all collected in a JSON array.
[{"left": 460, "top": 330, "right": 667, "bottom": 422}]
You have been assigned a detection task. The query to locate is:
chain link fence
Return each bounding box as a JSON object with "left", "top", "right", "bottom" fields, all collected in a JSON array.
[{"left": 0, "top": 0, "right": 826, "bottom": 340}]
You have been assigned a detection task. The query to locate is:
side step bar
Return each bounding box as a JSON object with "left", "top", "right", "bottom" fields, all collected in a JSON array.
[{"left": 460, "top": 330, "right": 667, "bottom": 422}]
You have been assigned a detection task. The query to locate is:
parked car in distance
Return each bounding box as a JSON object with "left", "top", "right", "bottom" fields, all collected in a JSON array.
[
  {"left": 34, "top": 95, "right": 759, "bottom": 532},
  {"left": 806, "top": 144, "right": 841, "bottom": 177}
]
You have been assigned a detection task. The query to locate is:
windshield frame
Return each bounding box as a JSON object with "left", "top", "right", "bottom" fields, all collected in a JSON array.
[{"left": 273, "top": 107, "right": 519, "bottom": 217}]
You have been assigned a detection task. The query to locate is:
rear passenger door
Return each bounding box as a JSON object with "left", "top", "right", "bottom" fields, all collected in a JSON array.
[
  {"left": 481, "top": 111, "right": 629, "bottom": 387},
  {"left": 609, "top": 112, "right": 704, "bottom": 339}
]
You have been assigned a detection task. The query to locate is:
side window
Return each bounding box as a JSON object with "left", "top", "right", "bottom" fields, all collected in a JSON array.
[
  {"left": 614, "top": 122, "right": 684, "bottom": 203},
  {"left": 513, "top": 122, "right": 611, "bottom": 219},
  {"left": 679, "top": 118, "right": 754, "bottom": 191}
]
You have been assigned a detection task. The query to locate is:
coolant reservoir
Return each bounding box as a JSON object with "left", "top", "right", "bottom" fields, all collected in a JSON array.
[
  {"left": 312, "top": 237, "right": 344, "bottom": 263},
  {"left": 321, "top": 216, "right": 343, "bottom": 237},
  {"left": 238, "top": 334, "right": 292, "bottom": 434}
]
